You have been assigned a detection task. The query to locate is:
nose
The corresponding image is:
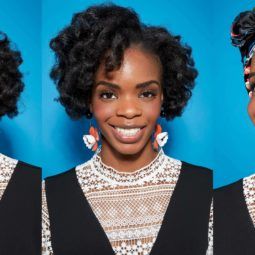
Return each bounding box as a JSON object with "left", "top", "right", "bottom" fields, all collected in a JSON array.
[{"left": 116, "top": 97, "right": 142, "bottom": 118}]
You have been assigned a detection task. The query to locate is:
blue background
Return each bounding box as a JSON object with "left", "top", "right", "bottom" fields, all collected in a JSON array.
[
  {"left": 0, "top": 0, "right": 41, "bottom": 166},
  {"left": 42, "top": 0, "right": 255, "bottom": 187}
]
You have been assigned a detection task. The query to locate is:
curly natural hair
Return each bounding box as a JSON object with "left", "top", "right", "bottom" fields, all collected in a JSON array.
[
  {"left": 0, "top": 32, "right": 24, "bottom": 118},
  {"left": 231, "top": 9, "right": 255, "bottom": 55},
  {"left": 50, "top": 3, "right": 198, "bottom": 121}
]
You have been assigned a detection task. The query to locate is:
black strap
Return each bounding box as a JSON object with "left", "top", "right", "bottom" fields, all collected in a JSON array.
[
  {"left": 46, "top": 161, "right": 212, "bottom": 255},
  {"left": 214, "top": 180, "right": 255, "bottom": 255},
  {"left": 46, "top": 168, "right": 115, "bottom": 255},
  {"left": 0, "top": 161, "right": 41, "bottom": 255},
  {"left": 150, "top": 161, "right": 212, "bottom": 255}
]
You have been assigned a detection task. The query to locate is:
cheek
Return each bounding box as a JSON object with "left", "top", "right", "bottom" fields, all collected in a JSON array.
[
  {"left": 142, "top": 100, "right": 161, "bottom": 119},
  {"left": 93, "top": 102, "right": 115, "bottom": 120},
  {"left": 248, "top": 97, "right": 255, "bottom": 123}
]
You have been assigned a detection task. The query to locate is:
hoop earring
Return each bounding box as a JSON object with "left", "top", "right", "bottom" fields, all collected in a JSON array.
[
  {"left": 83, "top": 119, "right": 100, "bottom": 152},
  {"left": 152, "top": 117, "right": 168, "bottom": 152}
]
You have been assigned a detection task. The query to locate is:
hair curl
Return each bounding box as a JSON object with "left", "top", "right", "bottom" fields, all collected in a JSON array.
[
  {"left": 0, "top": 32, "right": 24, "bottom": 118},
  {"left": 50, "top": 3, "right": 198, "bottom": 121},
  {"left": 231, "top": 10, "right": 255, "bottom": 55}
]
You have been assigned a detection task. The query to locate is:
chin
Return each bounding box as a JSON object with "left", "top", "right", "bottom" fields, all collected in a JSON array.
[{"left": 113, "top": 142, "right": 146, "bottom": 156}]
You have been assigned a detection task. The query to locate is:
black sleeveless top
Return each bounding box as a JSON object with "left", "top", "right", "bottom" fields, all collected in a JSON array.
[
  {"left": 45, "top": 161, "right": 212, "bottom": 255},
  {"left": 214, "top": 179, "right": 255, "bottom": 255},
  {"left": 0, "top": 160, "right": 41, "bottom": 255}
]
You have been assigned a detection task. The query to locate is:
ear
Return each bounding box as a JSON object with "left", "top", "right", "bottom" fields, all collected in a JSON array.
[{"left": 161, "top": 92, "right": 164, "bottom": 104}]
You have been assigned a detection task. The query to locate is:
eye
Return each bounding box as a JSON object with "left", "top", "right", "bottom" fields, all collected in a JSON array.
[
  {"left": 99, "top": 91, "right": 117, "bottom": 100},
  {"left": 140, "top": 90, "right": 157, "bottom": 98}
]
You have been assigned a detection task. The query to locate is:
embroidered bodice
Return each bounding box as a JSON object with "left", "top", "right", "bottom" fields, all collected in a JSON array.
[
  {"left": 42, "top": 146, "right": 213, "bottom": 255},
  {"left": 243, "top": 174, "right": 255, "bottom": 226},
  {"left": 0, "top": 153, "right": 18, "bottom": 201}
]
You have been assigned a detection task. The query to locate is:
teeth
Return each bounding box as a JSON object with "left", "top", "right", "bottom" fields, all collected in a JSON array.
[{"left": 115, "top": 127, "right": 141, "bottom": 136}]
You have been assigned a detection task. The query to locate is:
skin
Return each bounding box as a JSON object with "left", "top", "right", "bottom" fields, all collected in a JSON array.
[
  {"left": 89, "top": 46, "right": 164, "bottom": 173},
  {"left": 248, "top": 54, "right": 255, "bottom": 124}
]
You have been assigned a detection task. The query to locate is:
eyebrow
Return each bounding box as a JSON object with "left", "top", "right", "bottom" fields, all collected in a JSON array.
[{"left": 95, "top": 80, "right": 160, "bottom": 90}]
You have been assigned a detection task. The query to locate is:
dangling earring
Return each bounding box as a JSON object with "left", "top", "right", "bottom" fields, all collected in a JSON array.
[
  {"left": 152, "top": 107, "right": 168, "bottom": 151},
  {"left": 83, "top": 119, "right": 100, "bottom": 152}
]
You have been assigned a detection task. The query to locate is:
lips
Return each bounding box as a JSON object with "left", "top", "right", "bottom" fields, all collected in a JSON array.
[
  {"left": 109, "top": 124, "right": 146, "bottom": 143},
  {"left": 109, "top": 124, "right": 146, "bottom": 129}
]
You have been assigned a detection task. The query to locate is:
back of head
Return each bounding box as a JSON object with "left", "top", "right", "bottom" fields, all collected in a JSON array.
[
  {"left": 231, "top": 8, "right": 255, "bottom": 93},
  {"left": 231, "top": 9, "right": 255, "bottom": 58},
  {"left": 0, "top": 32, "right": 24, "bottom": 119}
]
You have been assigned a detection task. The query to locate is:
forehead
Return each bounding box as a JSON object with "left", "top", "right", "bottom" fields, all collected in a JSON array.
[{"left": 95, "top": 47, "right": 162, "bottom": 88}]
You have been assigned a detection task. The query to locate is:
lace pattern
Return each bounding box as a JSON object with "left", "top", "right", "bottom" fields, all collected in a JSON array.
[
  {"left": 76, "top": 146, "right": 182, "bottom": 254},
  {"left": 42, "top": 181, "right": 54, "bottom": 255},
  {"left": 243, "top": 174, "right": 255, "bottom": 227},
  {"left": 206, "top": 201, "right": 213, "bottom": 255},
  {"left": 0, "top": 153, "right": 18, "bottom": 200}
]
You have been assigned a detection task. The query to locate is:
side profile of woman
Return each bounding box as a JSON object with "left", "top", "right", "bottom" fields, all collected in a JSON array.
[
  {"left": 214, "top": 9, "right": 255, "bottom": 255},
  {"left": 0, "top": 32, "right": 41, "bottom": 255},
  {"left": 42, "top": 4, "right": 213, "bottom": 255}
]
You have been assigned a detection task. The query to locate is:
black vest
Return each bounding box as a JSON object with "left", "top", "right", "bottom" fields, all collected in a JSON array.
[
  {"left": 45, "top": 161, "right": 212, "bottom": 255},
  {"left": 214, "top": 179, "right": 255, "bottom": 255},
  {"left": 0, "top": 160, "right": 41, "bottom": 255}
]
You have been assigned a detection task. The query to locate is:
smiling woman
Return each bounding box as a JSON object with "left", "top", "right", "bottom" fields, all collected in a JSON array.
[{"left": 42, "top": 3, "right": 213, "bottom": 255}]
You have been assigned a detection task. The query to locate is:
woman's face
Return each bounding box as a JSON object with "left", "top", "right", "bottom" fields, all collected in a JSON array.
[
  {"left": 248, "top": 54, "right": 255, "bottom": 124},
  {"left": 90, "top": 46, "right": 164, "bottom": 155}
]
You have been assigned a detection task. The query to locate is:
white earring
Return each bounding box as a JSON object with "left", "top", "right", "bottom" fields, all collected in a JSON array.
[{"left": 156, "top": 132, "right": 168, "bottom": 147}]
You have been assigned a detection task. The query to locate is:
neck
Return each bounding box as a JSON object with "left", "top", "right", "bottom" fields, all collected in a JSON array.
[{"left": 98, "top": 139, "right": 160, "bottom": 173}]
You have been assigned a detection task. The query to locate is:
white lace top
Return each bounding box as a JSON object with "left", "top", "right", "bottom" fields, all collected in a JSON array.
[
  {"left": 0, "top": 153, "right": 18, "bottom": 201},
  {"left": 243, "top": 174, "right": 255, "bottom": 226},
  {"left": 42, "top": 146, "right": 213, "bottom": 255}
]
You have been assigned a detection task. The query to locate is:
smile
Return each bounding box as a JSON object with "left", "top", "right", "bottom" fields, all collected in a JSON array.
[{"left": 109, "top": 125, "right": 146, "bottom": 143}]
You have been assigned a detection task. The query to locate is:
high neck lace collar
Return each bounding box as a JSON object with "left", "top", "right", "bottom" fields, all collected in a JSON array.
[{"left": 90, "top": 145, "right": 167, "bottom": 185}]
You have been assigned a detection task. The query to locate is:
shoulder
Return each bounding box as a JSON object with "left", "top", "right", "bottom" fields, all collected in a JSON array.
[
  {"left": 178, "top": 159, "right": 213, "bottom": 177},
  {"left": 16, "top": 160, "right": 41, "bottom": 176},
  {"left": 163, "top": 154, "right": 212, "bottom": 174},
  {"left": 0, "top": 153, "right": 41, "bottom": 173},
  {"left": 164, "top": 155, "right": 212, "bottom": 190},
  {"left": 214, "top": 179, "right": 243, "bottom": 201},
  {"left": 215, "top": 173, "right": 255, "bottom": 194},
  {"left": 44, "top": 158, "right": 92, "bottom": 183},
  {"left": 0, "top": 153, "right": 18, "bottom": 169},
  {"left": 243, "top": 173, "right": 255, "bottom": 184}
]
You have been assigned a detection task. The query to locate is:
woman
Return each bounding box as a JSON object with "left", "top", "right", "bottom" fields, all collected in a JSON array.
[
  {"left": 214, "top": 9, "right": 255, "bottom": 255},
  {"left": 0, "top": 32, "right": 41, "bottom": 255},
  {"left": 42, "top": 4, "right": 213, "bottom": 255}
]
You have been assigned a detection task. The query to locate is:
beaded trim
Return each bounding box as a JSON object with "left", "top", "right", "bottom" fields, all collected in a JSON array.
[
  {"left": 243, "top": 174, "right": 255, "bottom": 227},
  {"left": 0, "top": 153, "right": 18, "bottom": 200},
  {"left": 89, "top": 145, "right": 167, "bottom": 185}
]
